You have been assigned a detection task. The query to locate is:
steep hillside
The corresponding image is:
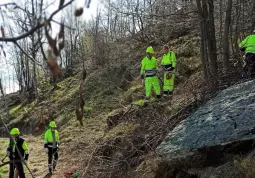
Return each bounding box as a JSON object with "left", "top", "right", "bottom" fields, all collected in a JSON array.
[
  {"left": 1, "top": 29, "right": 254, "bottom": 177},
  {"left": 0, "top": 31, "right": 205, "bottom": 178}
]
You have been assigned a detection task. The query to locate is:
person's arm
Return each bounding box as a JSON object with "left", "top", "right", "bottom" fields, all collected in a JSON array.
[
  {"left": 155, "top": 57, "right": 159, "bottom": 71},
  {"left": 140, "top": 59, "right": 145, "bottom": 79},
  {"left": 238, "top": 36, "right": 249, "bottom": 49},
  {"left": 44, "top": 130, "right": 48, "bottom": 148},
  {"left": 56, "top": 130, "right": 60, "bottom": 146},
  {"left": 44, "top": 131, "right": 49, "bottom": 153},
  {"left": 7, "top": 139, "right": 11, "bottom": 151},
  {"left": 171, "top": 52, "right": 176, "bottom": 70},
  {"left": 6, "top": 139, "right": 12, "bottom": 157},
  {"left": 22, "top": 141, "right": 29, "bottom": 161}
]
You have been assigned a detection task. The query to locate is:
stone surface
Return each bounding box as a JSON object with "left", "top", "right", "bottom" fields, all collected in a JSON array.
[{"left": 157, "top": 79, "right": 255, "bottom": 162}]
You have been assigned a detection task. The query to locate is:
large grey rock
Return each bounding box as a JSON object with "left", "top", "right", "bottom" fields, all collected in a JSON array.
[{"left": 157, "top": 80, "right": 255, "bottom": 164}]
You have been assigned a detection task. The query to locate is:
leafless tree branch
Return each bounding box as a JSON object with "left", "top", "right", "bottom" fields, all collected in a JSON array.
[
  {"left": 0, "top": 2, "right": 16, "bottom": 8},
  {"left": 0, "top": 0, "right": 75, "bottom": 42}
]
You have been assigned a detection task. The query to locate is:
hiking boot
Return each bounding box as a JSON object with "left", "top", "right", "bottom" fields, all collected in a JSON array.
[{"left": 144, "top": 97, "right": 150, "bottom": 103}]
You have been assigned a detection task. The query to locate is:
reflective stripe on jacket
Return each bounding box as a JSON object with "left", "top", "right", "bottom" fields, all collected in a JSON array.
[
  {"left": 140, "top": 56, "right": 158, "bottom": 77},
  {"left": 161, "top": 51, "right": 176, "bottom": 71}
]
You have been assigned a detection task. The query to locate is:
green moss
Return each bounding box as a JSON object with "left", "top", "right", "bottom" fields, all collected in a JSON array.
[
  {"left": 51, "top": 89, "right": 65, "bottom": 101},
  {"left": 105, "top": 122, "right": 137, "bottom": 138},
  {"left": 9, "top": 104, "right": 22, "bottom": 115},
  {"left": 129, "top": 84, "right": 143, "bottom": 92},
  {"left": 125, "top": 84, "right": 143, "bottom": 95},
  {"left": 84, "top": 106, "right": 93, "bottom": 111},
  {"left": 133, "top": 99, "right": 145, "bottom": 106},
  {"left": 57, "top": 76, "right": 77, "bottom": 88},
  {"left": 9, "top": 101, "right": 35, "bottom": 124},
  {"left": 123, "top": 83, "right": 144, "bottom": 103},
  {"left": 150, "top": 97, "right": 157, "bottom": 102}
]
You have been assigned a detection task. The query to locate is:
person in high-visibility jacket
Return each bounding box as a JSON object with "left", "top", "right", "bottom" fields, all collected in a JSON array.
[
  {"left": 140, "top": 46, "right": 161, "bottom": 102},
  {"left": 44, "top": 121, "right": 59, "bottom": 174},
  {"left": 7, "top": 128, "right": 29, "bottom": 178},
  {"left": 161, "top": 45, "right": 176, "bottom": 96},
  {"left": 239, "top": 30, "right": 255, "bottom": 76},
  {"left": 239, "top": 30, "right": 255, "bottom": 55}
]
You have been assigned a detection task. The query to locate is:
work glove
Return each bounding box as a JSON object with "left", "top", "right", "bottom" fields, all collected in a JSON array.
[{"left": 44, "top": 148, "right": 49, "bottom": 153}]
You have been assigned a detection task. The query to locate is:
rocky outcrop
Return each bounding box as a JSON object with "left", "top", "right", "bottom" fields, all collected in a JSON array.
[{"left": 157, "top": 79, "right": 255, "bottom": 167}]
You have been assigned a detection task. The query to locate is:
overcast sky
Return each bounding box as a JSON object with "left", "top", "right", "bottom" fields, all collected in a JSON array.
[{"left": 0, "top": 0, "right": 100, "bottom": 94}]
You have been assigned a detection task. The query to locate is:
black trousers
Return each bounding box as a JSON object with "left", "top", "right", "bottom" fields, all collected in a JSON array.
[
  {"left": 48, "top": 147, "right": 58, "bottom": 171},
  {"left": 245, "top": 53, "right": 255, "bottom": 77},
  {"left": 9, "top": 161, "right": 26, "bottom": 178}
]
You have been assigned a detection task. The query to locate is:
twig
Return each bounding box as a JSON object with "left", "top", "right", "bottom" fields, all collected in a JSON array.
[
  {"left": 82, "top": 146, "right": 99, "bottom": 177},
  {"left": 51, "top": 19, "right": 76, "bottom": 30},
  {"left": 0, "top": 0, "right": 75, "bottom": 42},
  {"left": 0, "top": 2, "right": 16, "bottom": 8},
  {"left": 14, "top": 41, "right": 43, "bottom": 66}
]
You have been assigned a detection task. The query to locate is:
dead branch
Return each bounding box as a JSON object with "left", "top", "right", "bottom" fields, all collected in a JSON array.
[
  {"left": 14, "top": 41, "right": 43, "bottom": 65},
  {"left": 0, "top": 2, "right": 16, "bottom": 8},
  {"left": 0, "top": 0, "right": 75, "bottom": 42}
]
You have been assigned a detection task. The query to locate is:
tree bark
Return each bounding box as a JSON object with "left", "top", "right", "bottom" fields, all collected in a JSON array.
[{"left": 222, "top": 0, "right": 233, "bottom": 73}]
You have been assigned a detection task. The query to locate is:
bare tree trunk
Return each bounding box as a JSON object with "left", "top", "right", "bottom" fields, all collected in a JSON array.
[
  {"left": 233, "top": 0, "right": 241, "bottom": 55},
  {"left": 222, "top": 0, "right": 232, "bottom": 73},
  {"left": 200, "top": 21, "right": 209, "bottom": 81},
  {"left": 196, "top": 0, "right": 218, "bottom": 90},
  {"left": 251, "top": 0, "right": 255, "bottom": 31},
  {"left": 219, "top": 0, "right": 223, "bottom": 61}
]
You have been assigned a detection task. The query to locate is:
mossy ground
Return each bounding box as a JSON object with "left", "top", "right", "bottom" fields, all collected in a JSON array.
[{"left": 0, "top": 35, "right": 208, "bottom": 178}]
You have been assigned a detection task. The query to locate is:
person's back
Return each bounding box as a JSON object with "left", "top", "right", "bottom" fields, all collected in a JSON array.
[
  {"left": 239, "top": 31, "right": 255, "bottom": 77},
  {"left": 239, "top": 33, "right": 255, "bottom": 54},
  {"left": 44, "top": 128, "right": 59, "bottom": 148}
]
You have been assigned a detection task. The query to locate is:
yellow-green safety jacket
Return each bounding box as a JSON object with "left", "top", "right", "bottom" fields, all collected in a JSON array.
[
  {"left": 7, "top": 137, "right": 29, "bottom": 160},
  {"left": 161, "top": 51, "right": 176, "bottom": 71},
  {"left": 140, "top": 56, "right": 158, "bottom": 78},
  {"left": 239, "top": 34, "right": 255, "bottom": 54},
  {"left": 44, "top": 129, "right": 59, "bottom": 148}
]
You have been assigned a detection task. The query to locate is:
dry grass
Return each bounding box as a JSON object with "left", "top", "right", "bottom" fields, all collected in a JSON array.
[
  {"left": 0, "top": 33, "right": 210, "bottom": 178},
  {"left": 0, "top": 138, "right": 8, "bottom": 178},
  {"left": 235, "top": 150, "right": 255, "bottom": 178}
]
